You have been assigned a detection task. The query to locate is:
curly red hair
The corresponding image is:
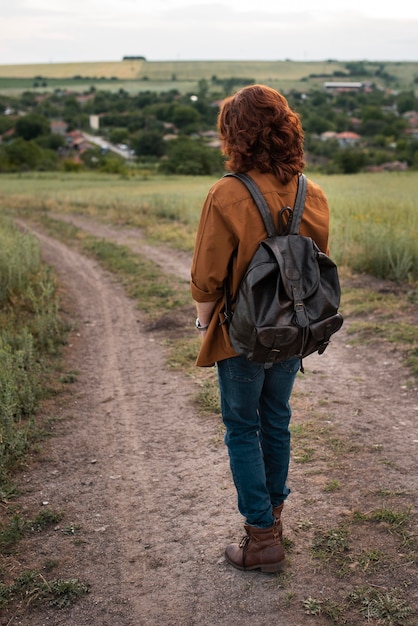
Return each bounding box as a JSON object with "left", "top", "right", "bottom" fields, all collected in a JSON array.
[{"left": 218, "top": 84, "right": 305, "bottom": 184}]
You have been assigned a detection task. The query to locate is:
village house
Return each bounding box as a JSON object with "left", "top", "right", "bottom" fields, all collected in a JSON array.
[
  {"left": 323, "top": 82, "right": 365, "bottom": 93},
  {"left": 335, "top": 131, "right": 362, "bottom": 147},
  {"left": 50, "top": 120, "right": 68, "bottom": 136},
  {"left": 320, "top": 131, "right": 362, "bottom": 147},
  {"left": 66, "top": 130, "right": 94, "bottom": 153}
]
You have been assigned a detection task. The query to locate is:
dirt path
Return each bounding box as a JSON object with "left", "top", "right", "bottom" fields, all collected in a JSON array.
[{"left": 4, "top": 216, "right": 418, "bottom": 625}]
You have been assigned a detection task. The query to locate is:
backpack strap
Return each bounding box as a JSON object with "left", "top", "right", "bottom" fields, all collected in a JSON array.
[
  {"left": 224, "top": 172, "right": 277, "bottom": 237},
  {"left": 224, "top": 172, "right": 307, "bottom": 236},
  {"left": 288, "top": 173, "right": 307, "bottom": 235}
]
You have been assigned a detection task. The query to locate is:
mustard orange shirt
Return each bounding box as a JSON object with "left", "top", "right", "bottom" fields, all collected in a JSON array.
[{"left": 190, "top": 170, "right": 330, "bottom": 367}]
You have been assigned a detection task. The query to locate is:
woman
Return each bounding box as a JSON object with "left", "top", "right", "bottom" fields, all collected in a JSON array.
[{"left": 190, "top": 84, "right": 330, "bottom": 572}]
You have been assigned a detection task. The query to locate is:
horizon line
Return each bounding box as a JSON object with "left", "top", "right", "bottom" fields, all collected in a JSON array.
[{"left": 1, "top": 58, "right": 418, "bottom": 67}]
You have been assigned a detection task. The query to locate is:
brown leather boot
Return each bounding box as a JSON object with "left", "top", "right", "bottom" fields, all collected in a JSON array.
[
  {"left": 224, "top": 521, "right": 285, "bottom": 573},
  {"left": 272, "top": 503, "right": 284, "bottom": 540}
]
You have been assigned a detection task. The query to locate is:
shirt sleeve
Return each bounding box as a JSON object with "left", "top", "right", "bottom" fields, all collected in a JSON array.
[{"left": 190, "top": 190, "right": 237, "bottom": 303}]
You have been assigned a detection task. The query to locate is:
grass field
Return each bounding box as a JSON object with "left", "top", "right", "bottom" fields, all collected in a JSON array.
[
  {"left": 0, "top": 157, "right": 417, "bottom": 624},
  {"left": 0, "top": 59, "right": 354, "bottom": 80},
  {"left": 0, "top": 59, "right": 417, "bottom": 95},
  {"left": 0, "top": 170, "right": 417, "bottom": 282},
  {"left": 0, "top": 77, "right": 199, "bottom": 96}
]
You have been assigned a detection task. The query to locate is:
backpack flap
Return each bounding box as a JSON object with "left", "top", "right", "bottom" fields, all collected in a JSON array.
[
  {"left": 228, "top": 242, "right": 299, "bottom": 361},
  {"left": 265, "top": 235, "right": 321, "bottom": 314}
]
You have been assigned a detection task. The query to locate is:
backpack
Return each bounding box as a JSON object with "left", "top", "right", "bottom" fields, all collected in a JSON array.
[{"left": 223, "top": 173, "right": 343, "bottom": 369}]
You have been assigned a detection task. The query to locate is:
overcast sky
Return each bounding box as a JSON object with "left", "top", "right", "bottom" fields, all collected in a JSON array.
[{"left": 1, "top": 0, "right": 417, "bottom": 66}]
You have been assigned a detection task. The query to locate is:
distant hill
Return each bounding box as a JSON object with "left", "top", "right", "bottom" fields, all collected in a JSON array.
[{"left": 0, "top": 59, "right": 416, "bottom": 94}]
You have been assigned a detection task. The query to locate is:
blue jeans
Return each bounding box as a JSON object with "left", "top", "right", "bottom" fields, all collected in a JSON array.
[{"left": 217, "top": 356, "right": 300, "bottom": 528}]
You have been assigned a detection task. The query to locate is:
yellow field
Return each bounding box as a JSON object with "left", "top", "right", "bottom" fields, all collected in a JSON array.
[
  {"left": 0, "top": 59, "right": 417, "bottom": 89},
  {"left": 0, "top": 59, "right": 341, "bottom": 80},
  {"left": 0, "top": 60, "right": 146, "bottom": 80}
]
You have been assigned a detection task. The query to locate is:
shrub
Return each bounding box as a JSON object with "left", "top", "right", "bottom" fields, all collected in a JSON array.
[{"left": 0, "top": 218, "right": 65, "bottom": 492}]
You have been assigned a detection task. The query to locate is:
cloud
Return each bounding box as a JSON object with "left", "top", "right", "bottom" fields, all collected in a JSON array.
[{"left": 0, "top": 1, "right": 417, "bottom": 64}]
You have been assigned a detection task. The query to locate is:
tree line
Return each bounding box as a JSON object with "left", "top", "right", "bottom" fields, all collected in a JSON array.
[{"left": 0, "top": 78, "right": 417, "bottom": 175}]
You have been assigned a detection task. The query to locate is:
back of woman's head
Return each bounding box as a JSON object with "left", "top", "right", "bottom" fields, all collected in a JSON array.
[{"left": 218, "top": 84, "right": 305, "bottom": 183}]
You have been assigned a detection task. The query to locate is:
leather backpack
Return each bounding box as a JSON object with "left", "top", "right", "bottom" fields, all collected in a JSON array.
[{"left": 223, "top": 173, "right": 343, "bottom": 370}]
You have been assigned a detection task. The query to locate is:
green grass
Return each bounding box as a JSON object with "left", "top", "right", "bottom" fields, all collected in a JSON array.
[
  {"left": 0, "top": 171, "right": 209, "bottom": 250},
  {"left": 324, "top": 479, "right": 341, "bottom": 492},
  {"left": 0, "top": 77, "right": 199, "bottom": 96},
  {"left": 303, "top": 588, "right": 415, "bottom": 625},
  {"left": 311, "top": 526, "right": 351, "bottom": 560},
  {"left": 0, "top": 217, "right": 68, "bottom": 493},
  {"left": 0, "top": 509, "right": 64, "bottom": 551},
  {"left": 1, "top": 170, "right": 417, "bottom": 280},
  {"left": 0, "top": 214, "right": 41, "bottom": 303},
  {"left": 312, "top": 171, "right": 418, "bottom": 282},
  {"left": 40, "top": 216, "right": 191, "bottom": 319},
  {"left": 348, "top": 587, "right": 414, "bottom": 625},
  {"left": 340, "top": 279, "right": 418, "bottom": 376},
  {"left": 2, "top": 170, "right": 416, "bottom": 377},
  {"left": 353, "top": 507, "right": 412, "bottom": 531},
  {"left": 0, "top": 507, "right": 89, "bottom": 614},
  {"left": 0, "top": 570, "right": 89, "bottom": 610}
]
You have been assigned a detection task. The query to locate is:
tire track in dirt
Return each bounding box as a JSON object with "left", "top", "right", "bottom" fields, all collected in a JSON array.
[
  {"left": 11, "top": 223, "right": 240, "bottom": 625},
  {"left": 9, "top": 217, "right": 418, "bottom": 626},
  {"left": 49, "top": 213, "right": 192, "bottom": 282},
  {"left": 46, "top": 212, "right": 418, "bottom": 482}
]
